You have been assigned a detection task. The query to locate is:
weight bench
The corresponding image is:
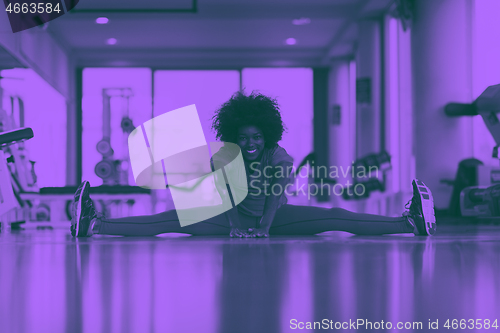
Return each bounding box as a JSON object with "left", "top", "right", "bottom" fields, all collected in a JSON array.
[{"left": 0, "top": 127, "right": 34, "bottom": 229}]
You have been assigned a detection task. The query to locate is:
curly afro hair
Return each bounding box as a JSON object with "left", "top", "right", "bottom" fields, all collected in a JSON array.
[{"left": 212, "top": 91, "right": 286, "bottom": 148}]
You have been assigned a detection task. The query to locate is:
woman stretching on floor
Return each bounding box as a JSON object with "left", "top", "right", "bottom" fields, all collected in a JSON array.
[{"left": 71, "top": 92, "right": 436, "bottom": 238}]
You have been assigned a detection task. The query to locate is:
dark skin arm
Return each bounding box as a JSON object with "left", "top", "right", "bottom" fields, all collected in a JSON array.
[
  {"left": 250, "top": 162, "right": 293, "bottom": 237},
  {"left": 212, "top": 159, "right": 252, "bottom": 237},
  {"left": 225, "top": 206, "right": 251, "bottom": 238}
]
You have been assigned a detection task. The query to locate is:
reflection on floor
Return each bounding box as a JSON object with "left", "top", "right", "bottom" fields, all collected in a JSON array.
[{"left": 1, "top": 224, "right": 499, "bottom": 333}]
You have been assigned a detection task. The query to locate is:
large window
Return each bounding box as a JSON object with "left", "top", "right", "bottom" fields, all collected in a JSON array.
[
  {"left": 242, "top": 68, "right": 313, "bottom": 165},
  {"left": 154, "top": 70, "right": 240, "bottom": 144},
  {"left": 153, "top": 70, "right": 240, "bottom": 211},
  {"left": 82, "top": 68, "right": 152, "bottom": 186}
]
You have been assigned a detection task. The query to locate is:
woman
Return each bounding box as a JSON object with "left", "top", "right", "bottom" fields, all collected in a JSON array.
[{"left": 71, "top": 92, "right": 436, "bottom": 238}]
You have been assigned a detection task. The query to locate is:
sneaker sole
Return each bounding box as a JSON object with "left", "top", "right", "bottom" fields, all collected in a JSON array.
[
  {"left": 75, "top": 181, "right": 89, "bottom": 237},
  {"left": 412, "top": 179, "right": 436, "bottom": 235}
]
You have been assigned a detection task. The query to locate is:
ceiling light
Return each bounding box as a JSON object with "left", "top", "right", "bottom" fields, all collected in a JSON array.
[
  {"left": 107, "top": 38, "right": 117, "bottom": 45},
  {"left": 96, "top": 17, "right": 109, "bottom": 24},
  {"left": 285, "top": 38, "right": 297, "bottom": 45},
  {"left": 292, "top": 17, "right": 311, "bottom": 25}
]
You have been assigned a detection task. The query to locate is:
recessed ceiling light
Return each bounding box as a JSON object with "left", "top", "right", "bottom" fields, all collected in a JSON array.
[
  {"left": 285, "top": 38, "right": 297, "bottom": 45},
  {"left": 96, "top": 17, "right": 109, "bottom": 24},
  {"left": 292, "top": 17, "right": 311, "bottom": 25},
  {"left": 107, "top": 38, "right": 117, "bottom": 45}
]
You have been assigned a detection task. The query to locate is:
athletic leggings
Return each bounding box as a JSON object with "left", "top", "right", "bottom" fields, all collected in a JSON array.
[{"left": 97, "top": 204, "right": 413, "bottom": 236}]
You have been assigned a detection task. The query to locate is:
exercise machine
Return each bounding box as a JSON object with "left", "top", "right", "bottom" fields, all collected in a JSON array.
[
  {"left": 0, "top": 127, "right": 34, "bottom": 229},
  {"left": 343, "top": 151, "right": 391, "bottom": 200},
  {"left": 292, "top": 151, "right": 391, "bottom": 200},
  {"left": 445, "top": 83, "right": 500, "bottom": 217},
  {"left": 95, "top": 88, "right": 135, "bottom": 186}
]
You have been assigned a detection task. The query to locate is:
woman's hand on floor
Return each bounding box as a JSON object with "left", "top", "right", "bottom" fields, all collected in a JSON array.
[
  {"left": 248, "top": 227, "right": 270, "bottom": 238},
  {"left": 230, "top": 228, "right": 254, "bottom": 238}
]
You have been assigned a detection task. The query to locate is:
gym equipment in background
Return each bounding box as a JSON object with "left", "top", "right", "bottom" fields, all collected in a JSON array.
[
  {"left": 95, "top": 88, "right": 135, "bottom": 185},
  {"left": 289, "top": 152, "right": 337, "bottom": 200},
  {"left": 440, "top": 158, "right": 484, "bottom": 216},
  {"left": 445, "top": 83, "right": 500, "bottom": 217},
  {"left": 293, "top": 152, "right": 337, "bottom": 185},
  {"left": 0, "top": 102, "right": 38, "bottom": 193},
  {"left": 0, "top": 101, "right": 41, "bottom": 223},
  {"left": 0, "top": 127, "right": 34, "bottom": 229},
  {"left": 291, "top": 151, "right": 390, "bottom": 201},
  {"left": 8, "top": 87, "right": 151, "bottom": 224},
  {"left": 460, "top": 184, "right": 500, "bottom": 217},
  {"left": 343, "top": 151, "right": 391, "bottom": 200},
  {"left": 20, "top": 185, "right": 151, "bottom": 222}
]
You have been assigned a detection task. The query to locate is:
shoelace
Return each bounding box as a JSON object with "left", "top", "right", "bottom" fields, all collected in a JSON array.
[
  {"left": 404, "top": 199, "right": 412, "bottom": 210},
  {"left": 402, "top": 199, "right": 412, "bottom": 218},
  {"left": 402, "top": 199, "right": 417, "bottom": 229},
  {"left": 400, "top": 207, "right": 417, "bottom": 231}
]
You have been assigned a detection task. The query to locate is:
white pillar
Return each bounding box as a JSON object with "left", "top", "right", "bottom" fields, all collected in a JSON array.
[
  {"left": 356, "top": 20, "right": 381, "bottom": 158},
  {"left": 471, "top": 0, "right": 500, "bottom": 166},
  {"left": 328, "top": 60, "right": 356, "bottom": 210},
  {"left": 412, "top": 0, "right": 474, "bottom": 209}
]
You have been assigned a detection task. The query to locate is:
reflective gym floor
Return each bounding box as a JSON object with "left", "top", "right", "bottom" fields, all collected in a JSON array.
[{"left": 1, "top": 222, "right": 499, "bottom": 333}]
